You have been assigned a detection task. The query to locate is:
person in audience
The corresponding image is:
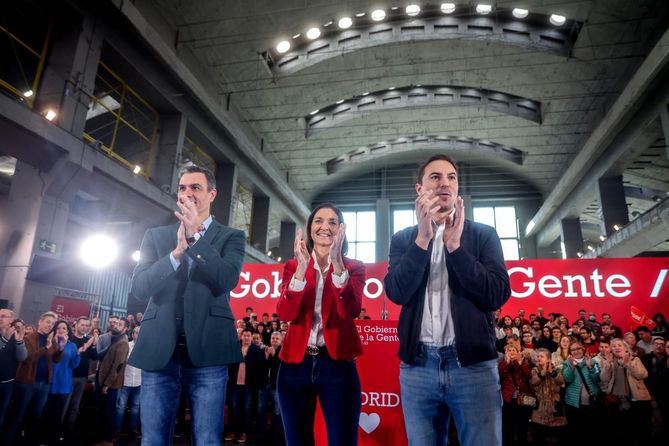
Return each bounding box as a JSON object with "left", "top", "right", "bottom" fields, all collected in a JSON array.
[
  {"left": 579, "top": 326, "right": 599, "bottom": 356},
  {"left": 551, "top": 334, "right": 571, "bottom": 370},
  {"left": 0, "top": 310, "right": 27, "bottom": 429},
  {"left": 45, "top": 320, "right": 81, "bottom": 444},
  {"left": 593, "top": 338, "right": 613, "bottom": 392},
  {"left": 536, "top": 326, "right": 558, "bottom": 352},
  {"left": 600, "top": 338, "right": 652, "bottom": 446},
  {"left": 115, "top": 326, "right": 141, "bottom": 439},
  {"left": 624, "top": 331, "right": 645, "bottom": 357},
  {"left": 265, "top": 331, "right": 285, "bottom": 446},
  {"left": 642, "top": 336, "right": 668, "bottom": 397},
  {"left": 277, "top": 203, "right": 364, "bottom": 445},
  {"left": 63, "top": 316, "right": 96, "bottom": 439},
  {"left": 655, "top": 340, "right": 669, "bottom": 442},
  {"left": 520, "top": 332, "right": 537, "bottom": 365},
  {"left": 530, "top": 348, "right": 567, "bottom": 444},
  {"left": 535, "top": 307, "right": 549, "bottom": 327},
  {"left": 499, "top": 344, "right": 533, "bottom": 446},
  {"left": 562, "top": 341, "right": 601, "bottom": 442},
  {"left": 652, "top": 313, "right": 668, "bottom": 340},
  {"left": 636, "top": 326, "right": 654, "bottom": 354},
  {"left": 2, "top": 311, "right": 62, "bottom": 445},
  {"left": 530, "top": 320, "right": 542, "bottom": 342}
]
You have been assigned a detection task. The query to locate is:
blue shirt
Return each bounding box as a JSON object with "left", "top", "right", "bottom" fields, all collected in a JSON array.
[{"left": 169, "top": 215, "right": 212, "bottom": 271}]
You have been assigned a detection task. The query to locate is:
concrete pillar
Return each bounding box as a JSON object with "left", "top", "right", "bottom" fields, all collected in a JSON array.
[
  {"left": 33, "top": 196, "right": 72, "bottom": 261},
  {"left": 212, "top": 163, "right": 237, "bottom": 227},
  {"left": 250, "top": 196, "right": 270, "bottom": 252},
  {"left": 278, "top": 221, "right": 296, "bottom": 262},
  {"left": 375, "top": 198, "right": 390, "bottom": 262},
  {"left": 560, "top": 218, "right": 583, "bottom": 258},
  {"left": 152, "top": 114, "right": 186, "bottom": 193},
  {"left": 0, "top": 162, "right": 46, "bottom": 313},
  {"left": 34, "top": 14, "right": 103, "bottom": 136},
  {"left": 598, "top": 176, "right": 629, "bottom": 236}
]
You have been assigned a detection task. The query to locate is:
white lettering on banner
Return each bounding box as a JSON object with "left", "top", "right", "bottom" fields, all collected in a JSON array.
[
  {"left": 651, "top": 269, "right": 668, "bottom": 298},
  {"left": 363, "top": 278, "right": 383, "bottom": 299},
  {"left": 361, "top": 392, "right": 401, "bottom": 408},
  {"left": 509, "top": 267, "right": 631, "bottom": 299},
  {"left": 231, "top": 271, "right": 282, "bottom": 299}
]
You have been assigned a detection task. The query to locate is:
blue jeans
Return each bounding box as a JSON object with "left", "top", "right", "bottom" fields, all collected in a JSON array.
[
  {"left": 0, "top": 381, "right": 12, "bottom": 430},
  {"left": 140, "top": 357, "right": 228, "bottom": 446},
  {"left": 399, "top": 345, "right": 502, "bottom": 446},
  {"left": 277, "top": 353, "right": 361, "bottom": 446},
  {"left": 1, "top": 380, "right": 51, "bottom": 445},
  {"left": 228, "top": 384, "right": 254, "bottom": 435},
  {"left": 116, "top": 385, "right": 141, "bottom": 431}
]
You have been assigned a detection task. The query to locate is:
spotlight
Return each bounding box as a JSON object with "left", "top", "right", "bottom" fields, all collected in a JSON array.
[
  {"left": 512, "top": 8, "right": 529, "bottom": 18},
  {"left": 277, "top": 256, "right": 282, "bottom": 262},
  {"left": 550, "top": 14, "right": 566, "bottom": 26},
  {"left": 133, "top": 165, "right": 141, "bottom": 174},
  {"left": 441, "top": 3, "right": 456, "bottom": 14},
  {"left": 309, "top": 109, "right": 319, "bottom": 115},
  {"left": 276, "top": 40, "right": 291, "bottom": 53},
  {"left": 45, "top": 109, "right": 57, "bottom": 121},
  {"left": 599, "top": 235, "right": 606, "bottom": 242},
  {"left": 132, "top": 250, "right": 141, "bottom": 262},
  {"left": 587, "top": 245, "right": 594, "bottom": 252},
  {"left": 613, "top": 224, "right": 621, "bottom": 231},
  {"left": 338, "top": 17, "right": 353, "bottom": 29},
  {"left": 267, "top": 250, "right": 272, "bottom": 256},
  {"left": 476, "top": 4, "right": 493, "bottom": 15},
  {"left": 23, "top": 90, "right": 33, "bottom": 98},
  {"left": 406, "top": 5, "right": 421, "bottom": 16},
  {"left": 306, "top": 27, "right": 321, "bottom": 40},
  {"left": 371, "top": 9, "right": 386, "bottom": 21},
  {"left": 80, "top": 234, "right": 118, "bottom": 268}
]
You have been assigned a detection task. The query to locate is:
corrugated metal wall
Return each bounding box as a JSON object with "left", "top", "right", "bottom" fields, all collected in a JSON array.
[{"left": 83, "top": 269, "right": 131, "bottom": 328}]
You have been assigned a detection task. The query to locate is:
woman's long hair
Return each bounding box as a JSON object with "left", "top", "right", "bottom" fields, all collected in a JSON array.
[{"left": 305, "top": 203, "right": 348, "bottom": 256}]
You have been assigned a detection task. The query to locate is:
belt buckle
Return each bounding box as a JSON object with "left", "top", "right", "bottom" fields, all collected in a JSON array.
[{"left": 306, "top": 345, "right": 320, "bottom": 356}]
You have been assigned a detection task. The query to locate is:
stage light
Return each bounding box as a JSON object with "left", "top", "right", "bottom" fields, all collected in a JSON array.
[
  {"left": 550, "top": 14, "right": 566, "bottom": 26},
  {"left": 306, "top": 27, "right": 321, "bottom": 39},
  {"left": 45, "top": 109, "right": 57, "bottom": 121},
  {"left": 476, "top": 4, "right": 492, "bottom": 15},
  {"left": 512, "top": 8, "right": 529, "bottom": 18},
  {"left": 276, "top": 40, "right": 291, "bottom": 53},
  {"left": 338, "top": 17, "right": 353, "bottom": 29},
  {"left": 309, "top": 109, "right": 319, "bottom": 115},
  {"left": 23, "top": 90, "right": 33, "bottom": 98},
  {"left": 441, "top": 3, "right": 456, "bottom": 14},
  {"left": 406, "top": 5, "right": 421, "bottom": 16},
  {"left": 80, "top": 234, "right": 118, "bottom": 268},
  {"left": 133, "top": 165, "right": 141, "bottom": 174},
  {"left": 371, "top": 9, "right": 386, "bottom": 21},
  {"left": 132, "top": 250, "right": 140, "bottom": 262}
]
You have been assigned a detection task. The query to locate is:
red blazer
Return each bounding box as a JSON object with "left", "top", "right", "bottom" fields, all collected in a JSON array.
[{"left": 277, "top": 257, "right": 364, "bottom": 363}]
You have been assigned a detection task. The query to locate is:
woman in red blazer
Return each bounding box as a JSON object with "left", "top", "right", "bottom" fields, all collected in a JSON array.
[{"left": 276, "top": 203, "right": 364, "bottom": 446}]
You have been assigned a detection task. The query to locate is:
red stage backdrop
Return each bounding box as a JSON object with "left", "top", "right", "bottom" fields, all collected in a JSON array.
[
  {"left": 50, "top": 297, "right": 92, "bottom": 325},
  {"left": 231, "top": 258, "right": 669, "bottom": 330}
]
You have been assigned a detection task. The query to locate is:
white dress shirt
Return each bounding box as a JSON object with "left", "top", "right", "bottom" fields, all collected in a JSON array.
[
  {"left": 420, "top": 219, "right": 456, "bottom": 347},
  {"left": 123, "top": 341, "right": 142, "bottom": 387},
  {"left": 289, "top": 251, "right": 349, "bottom": 347}
]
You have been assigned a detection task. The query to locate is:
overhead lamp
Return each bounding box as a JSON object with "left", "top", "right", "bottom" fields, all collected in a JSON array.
[
  {"left": 406, "top": 5, "right": 421, "bottom": 16},
  {"left": 336, "top": 99, "right": 345, "bottom": 104},
  {"left": 80, "top": 234, "right": 118, "bottom": 268},
  {"left": 577, "top": 252, "right": 583, "bottom": 258},
  {"left": 512, "top": 8, "right": 529, "bottom": 18},
  {"left": 338, "top": 17, "right": 353, "bottom": 29},
  {"left": 599, "top": 235, "right": 606, "bottom": 242},
  {"left": 292, "top": 33, "right": 301, "bottom": 39},
  {"left": 371, "top": 9, "right": 386, "bottom": 21},
  {"left": 550, "top": 14, "right": 566, "bottom": 26},
  {"left": 355, "top": 12, "right": 366, "bottom": 17},
  {"left": 324, "top": 21, "right": 333, "bottom": 26},
  {"left": 415, "top": 84, "right": 422, "bottom": 87},
  {"left": 362, "top": 92, "right": 370, "bottom": 96},
  {"left": 613, "top": 224, "right": 621, "bottom": 231},
  {"left": 391, "top": 6, "right": 400, "bottom": 10},
  {"left": 277, "top": 256, "right": 282, "bottom": 262},
  {"left": 441, "top": 3, "right": 456, "bottom": 14},
  {"left": 267, "top": 250, "right": 272, "bottom": 256},
  {"left": 44, "top": 109, "right": 57, "bottom": 121},
  {"left": 23, "top": 89, "right": 33, "bottom": 98},
  {"left": 133, "top": 165, "right": 142, "bottom": 174},
  {"left": 131, "top": 250, "right": 141, "bottom": 262},
  {"left": 388, "top": 86, "right": 395, "bottom": 90},
  {"left": 587, "top": 245, "right": 594, "bottom": 252},
  {"left": 476, "top": 4, "right": 493, "bottom": 15},
  {"left": 276, "top": 40, "right": 291, "bottom": 53},
  {"left": 309, "top": 109, "right": 319, "bottom": 115},
  {"left": 306, "top": 27, "right": 321, "bottom": 39}
]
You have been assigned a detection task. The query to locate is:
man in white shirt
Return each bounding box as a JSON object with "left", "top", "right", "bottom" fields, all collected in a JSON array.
[{"left": 115, "top": 326, "right": 141, "bottom": 438}]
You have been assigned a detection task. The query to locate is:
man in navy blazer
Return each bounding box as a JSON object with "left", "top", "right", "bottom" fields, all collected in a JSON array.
[
  {"left": 130, "top": 165, "right": 245, "bottom": 445},
  {"left": 384, "top": 154, "right": 510, "bottom": 446}
]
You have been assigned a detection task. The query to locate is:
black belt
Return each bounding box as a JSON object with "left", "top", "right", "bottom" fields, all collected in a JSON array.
[{"left": 306, "top": 345, "right": 328, "bottom": 357}]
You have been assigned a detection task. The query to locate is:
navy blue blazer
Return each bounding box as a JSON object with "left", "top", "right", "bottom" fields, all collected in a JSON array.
[{"left": 384, "top": 219, "right": 511, "bottom": 366}]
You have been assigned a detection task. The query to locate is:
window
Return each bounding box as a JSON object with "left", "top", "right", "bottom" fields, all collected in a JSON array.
[
  {"left": 473, "top": 206, "right": 520, "bottom": 260},
  {"left": 392, "top": 208, "right": 416, "bottom": 234},
  {"left": 342, "top": 210, "right": 376, "bottom": 263}
]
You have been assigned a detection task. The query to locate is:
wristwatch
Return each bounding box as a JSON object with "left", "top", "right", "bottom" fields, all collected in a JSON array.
[{"left": 186, "top": 232, "right": 201, "bottom": 246}]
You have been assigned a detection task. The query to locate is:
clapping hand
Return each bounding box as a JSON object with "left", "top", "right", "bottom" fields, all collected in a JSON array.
[
  {"left": 293, "top": 228, "right": 310, "bottom": 281},
  {"left": 46, "top": 332, "right": 54, "bottom": 349},
  {"left": 329, "top": 223, "right": 346, "bottom": 276},
  {"left": 172, "top": 222, "right": 189, "bottom": 262},
  {"left": 443, "top": 196, "right": 464, "bottom": 252},
  {"left": 175, "top": 198, "right": 202, "bottom": 238},
  {"left": 414, "top": 188, "right": 448, "bottom": 249}
]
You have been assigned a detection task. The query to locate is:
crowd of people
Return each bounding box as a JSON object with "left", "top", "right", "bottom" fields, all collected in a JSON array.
[{"left": 1, "top": 302, "right": 668, "bottom": 445}]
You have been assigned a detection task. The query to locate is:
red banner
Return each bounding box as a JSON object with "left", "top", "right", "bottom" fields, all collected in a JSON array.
[
  {"left": 50, "top": 297, "right": 92, "bottom": 325},
  {"left": 231, "top": 258, "right": 669, "bottom": 330}
]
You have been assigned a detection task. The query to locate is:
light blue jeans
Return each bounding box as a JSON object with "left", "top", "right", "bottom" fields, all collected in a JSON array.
[
  {"left": 399, "top": 344, "right": 502, "bottom": 446},
  {"left": 139, "top": 358, "right": 228, "bottom": 446}
]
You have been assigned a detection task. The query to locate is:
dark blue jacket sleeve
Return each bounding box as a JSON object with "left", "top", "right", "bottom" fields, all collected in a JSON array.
[{"left": 384, "top": 229, "right": 430, "bottom": 306}]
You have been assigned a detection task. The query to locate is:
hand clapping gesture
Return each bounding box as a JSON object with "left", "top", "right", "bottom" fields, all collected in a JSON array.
[
  {"left": 329, "top": 223, "right": 346, "bottom": 276},
  {"left": 293, "top": 228, "right": 310, "bottom": 281},
  {"left": 175, "top": 198, "right": 202, "bottom": 238},
  {"left": 414, "top": 189, "right": 448, "bottom": 249},
  {"left": 442, "top": 196, "right": 465, "bottom": 253}
]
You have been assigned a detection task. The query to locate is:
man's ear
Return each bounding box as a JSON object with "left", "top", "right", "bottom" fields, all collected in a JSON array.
[{"left": 415, "top": 183, "right": 422, "bottom": 195}]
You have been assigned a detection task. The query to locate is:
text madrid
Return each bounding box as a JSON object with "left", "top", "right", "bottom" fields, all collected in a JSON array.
[{"left": 230, "top": 268, "right": 667, "bottom": 301}]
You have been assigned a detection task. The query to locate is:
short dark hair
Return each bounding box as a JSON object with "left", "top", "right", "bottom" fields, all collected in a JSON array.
[
  {"left": 178, "top": 165, "right": 216, "bottom": 191},
  {"left": 636, "top": 326, "right": 651, "bottom": 333},
  {"left": 118, "top": 318, "right": 130, "bottom": 329},
  {"left": 241, "top": 328, "right": 253, "bottom": 336},
  {"left": 416, "top": 154, "right": 458, "bottom": 184},
  {"left": 580, "top": 326, "right": 592, "bottom": 334},
  {"left": 305, "top": 203, "right": 348, "bottom": 256},
  {"left": 75, "top": 316, "right": 90, "bottom": 324}
]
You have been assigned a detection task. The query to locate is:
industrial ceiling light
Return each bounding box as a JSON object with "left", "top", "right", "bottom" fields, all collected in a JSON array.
[
  {"left": 133, "top": 165, "right": 142, "bottom": 174},
  {"left": 338, "top": 17, "right": 353, "bottom": 29},
  {"left": 388, "top": 86, "right": 395, "bottom": 90},
  {"left": 309, "top": 109, "right": 319, "bottom": 115},
  {"left": 599, "top": 235, "right": 606, "bottom": 242},
  {"left": 441, "top": 3, "right": 456, "bottom": 14},
  {"left": 550, "top": 14, "right": 566, "bottom": 26},
  {"left": 23, "top": 89, "right": 33, "bottom": 98},
  {"left": 132, "top": 250, "right": 140, "bottom": 262},
  {"left": 613, "top": 224, "right": 621, "bottom": 231},
  {"left": 306, "top": 27, "right": 321, "bottom": 39},
  {"left": 276, "top": 40, "right": 291, "bottom": 53},
  {"left": 371, "top": 9, "right": 386, "bottom": 21},
  {"left": 292, "top": 33, "right": 301, "bottom": 39},
  {"left": 336, "top": 99, "right": 345, "bottom": 104},
  {"left": 44, "top": 109, "right": 57, "bottom": 121},
  {"left": 362, "top": 92, "right": 370, "bottom": 96},
  {"left": 80, "top": 234, "right": 118, "bottom": 268},
  {"left": 355, "top": 12, "right": 366, "bottom": 17},
  {"left": 476, "top": 4, "right": 493, "bottom": 15},
  {"left": 406, "top": 4, "right": 421, "bottom": 16},
  {"left": 587, "top": 245, "right": 594, "bottom": 252},
  {"left": 324, "top": 20, "right": 333, "bottom": 26},
  {"left": 277, "top": 256, "right": 282, "bottom": 262},
  {"left": 267, "top": 250, "right": 272, "bottom": 256},
  {"left": 512, "top": 8, "right": 529, "bottom": 18},
  {"left": 577, "top": 251, "right": 583, "bottom": 258}
]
